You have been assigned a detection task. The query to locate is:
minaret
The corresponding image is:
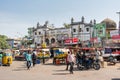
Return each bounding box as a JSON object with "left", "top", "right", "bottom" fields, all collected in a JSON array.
[
  {"left": 81, "top": 16, "right": 84, "bottom": 23},
  {"left": 37, "top": 22, "right": 40, "bottom": 28},
  {"left": 93, "top": 19, "right": 96, "bottom": 24},
  {"left": 90, "top": 20, "right": 92, "bottom": 24},
  {"left": 71, "top": 17, "right": 74, "bottom": 24}
]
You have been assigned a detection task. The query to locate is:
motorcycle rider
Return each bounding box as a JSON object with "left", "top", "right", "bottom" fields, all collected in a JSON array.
[{"left": 76, "top": 50, "right": 83, "bottom": 65}]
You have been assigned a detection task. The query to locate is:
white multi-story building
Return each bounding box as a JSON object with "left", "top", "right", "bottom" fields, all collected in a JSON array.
[
  {"left": 32, "top": 22, "right": 71, "bottom": 47},
  {"left": 32, "top": 17, "right": 95, "bottom": 47},
  {"left": 70, "top": 16, "right": 95, "bottom": 42},
  {"left": 52, "top": 28, "right": 71, "bottom": 46},
  {"left": 33, "top": 22, "right": 50, "bottom": 46}
]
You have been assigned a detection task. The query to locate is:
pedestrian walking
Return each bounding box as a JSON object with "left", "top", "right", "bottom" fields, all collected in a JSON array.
[
  {"left": 67, "top": 51, "right": 75, "bottom": 74},
  {"left": 65, "top": 51, "right": 70, "bottom": 70},
  {"left": 26, "top": 50, "right": 32, "bottom": 70},
  {"left": 32, "top": 50, "right": 37, "bottom": 67}
]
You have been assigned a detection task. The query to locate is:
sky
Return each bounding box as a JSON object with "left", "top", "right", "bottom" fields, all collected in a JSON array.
[{"left": 0, "top": 0, "right": 120, "bottom": 38}]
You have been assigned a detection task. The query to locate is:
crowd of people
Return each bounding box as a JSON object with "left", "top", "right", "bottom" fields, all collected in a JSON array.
[
  {"left": 65, "top": 48, "right": 104, "bottom": 74},
  {"left": 23, "top": 50, "right": 37, "bottom": 70},
  {"left": 13, "top": 48, "right": 104, "bottom": 72},
  {"left": 0, "top": 48, "right": 105, "bottom": 73}
]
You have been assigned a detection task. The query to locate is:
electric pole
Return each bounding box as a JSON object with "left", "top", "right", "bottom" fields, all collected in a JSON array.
[{"left": 116, "top": 11, "right": 120, "bottom": 35}]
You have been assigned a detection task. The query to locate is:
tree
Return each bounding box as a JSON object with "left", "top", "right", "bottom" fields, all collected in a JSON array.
[
  {"left": 63, "top": 23, "right": 70, "bottom": 28},
  {"left": 0, "top": 35, "right": 10, "bottom": 49}
]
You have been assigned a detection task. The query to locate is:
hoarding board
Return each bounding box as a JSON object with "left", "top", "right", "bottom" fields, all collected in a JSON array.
[{"left": 93, "top": 23, "right": 106, "bottom": 38}]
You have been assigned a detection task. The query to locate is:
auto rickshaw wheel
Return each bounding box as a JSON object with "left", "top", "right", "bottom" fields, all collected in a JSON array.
[
  {"left": 7, "top": 63, "right": 10, "bottom": 66},
  {"left": 7, "top": 58, "right": 11, "bottom": 66}
]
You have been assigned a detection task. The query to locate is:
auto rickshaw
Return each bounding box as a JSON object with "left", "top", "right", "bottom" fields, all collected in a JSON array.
[{"left": 2, "top": 53, "right": 12, "bottom": 66}]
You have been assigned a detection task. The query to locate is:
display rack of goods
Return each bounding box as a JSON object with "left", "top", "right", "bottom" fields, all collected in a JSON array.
[
  {"left": 37, "top": 53, "right": 50, "bottom": 58},
  {"left": 54, "top": 53, "right": 67, "bottom": 58},
  {"left": 54, "top": 48, "right": 69, "bottom": 58},
  {"left": 53, "top": 48, "right": 69, "bottom": 64},
  {"left": 37, "top": 49, "right": 50, "bottom": 59}
]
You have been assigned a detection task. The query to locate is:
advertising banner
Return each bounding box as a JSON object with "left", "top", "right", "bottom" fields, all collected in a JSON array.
[
  {"left": 110, "top": 30, "right": 119, "bottom": 37},
  {"left": 64, "top": 38, "right": 78, "bottom": 44},
  {"left": 93, "top": 23, "right": 106, "bottom": 38}
]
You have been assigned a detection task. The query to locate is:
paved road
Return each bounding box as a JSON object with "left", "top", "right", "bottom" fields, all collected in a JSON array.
[{"left": 0, "top": 59, "right": 120, "bottom": 80}]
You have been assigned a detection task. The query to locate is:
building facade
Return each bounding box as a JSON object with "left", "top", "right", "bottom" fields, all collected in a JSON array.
[
  {"left": 32, "top": 17, "right": 95, "bottom": 47},
  {"left": 7, "top": 38, "right": 21, "bottom": 49},
  {"left": 70, "top": 16, "right": 95, "bottom": 42},
  {"left": 32, "top": 22, "right": 71, "bottom": 47}
]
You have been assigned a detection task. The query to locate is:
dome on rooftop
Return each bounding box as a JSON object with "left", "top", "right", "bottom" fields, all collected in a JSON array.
[{"left": 101, "top": 18, "right": 116, "bottom": 29}]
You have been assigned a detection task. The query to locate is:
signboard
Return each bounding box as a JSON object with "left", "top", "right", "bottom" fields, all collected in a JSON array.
[
  {"left": 64, "top": 38, "right": 78, "bottom": 44},
  {"left": 93, "top": 23, "right": 106, "bottom": 38},
  {"left": 110, "top": 30, "right": 119, "bottom": 37}
]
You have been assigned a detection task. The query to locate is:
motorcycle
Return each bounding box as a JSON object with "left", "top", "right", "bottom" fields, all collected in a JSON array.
[{"left": 77, "top": 57, "right": 100, "bottom": 70}]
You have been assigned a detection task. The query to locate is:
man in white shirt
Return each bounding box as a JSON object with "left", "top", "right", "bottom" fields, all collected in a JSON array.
[{"left": 67, "top": 52, "right": 75, "bottom": 74}]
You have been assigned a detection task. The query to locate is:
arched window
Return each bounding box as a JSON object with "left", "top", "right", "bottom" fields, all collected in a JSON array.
[
  {"left": 51, "top": 38, "right": 55, "bottom": 43},
  {"left": 45, "top": 38, "right": 49, "bottom": 45},
  {"left": 39, "top": 32, "right": 41, "bottom": 35}
]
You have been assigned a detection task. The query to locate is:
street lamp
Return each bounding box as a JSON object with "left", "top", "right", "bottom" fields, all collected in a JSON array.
[{"left": 116, "top": 11, "right": 120, "bottom": 35}]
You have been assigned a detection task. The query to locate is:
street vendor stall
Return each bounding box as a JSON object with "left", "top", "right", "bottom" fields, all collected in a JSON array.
[
  {"left": 53, "top": 48, "right": 69, "bottom": 64},
  {"left": 37, "top": 48, "right": 50, "bottom": 64},
  {"left": 14, "top": 49, "right": 27, "bottom": 61}
]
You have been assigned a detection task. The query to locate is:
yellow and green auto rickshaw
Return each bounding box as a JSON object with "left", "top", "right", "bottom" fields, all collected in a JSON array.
[{"left": 2, "top": 53, "right": 12, "bottom": 66}]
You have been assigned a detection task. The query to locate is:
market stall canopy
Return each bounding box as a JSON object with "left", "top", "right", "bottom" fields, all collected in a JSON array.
[{"left": 42, "top": 49, "right": 50, "bottom": 52}]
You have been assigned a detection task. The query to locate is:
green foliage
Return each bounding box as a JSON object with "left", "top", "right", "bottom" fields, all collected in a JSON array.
[
  {"left": 63, "top": 23, "right": 70, "bottom": 28},
  {"left": 0, "top": 35, "right": 10, "bottom": 49}
]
